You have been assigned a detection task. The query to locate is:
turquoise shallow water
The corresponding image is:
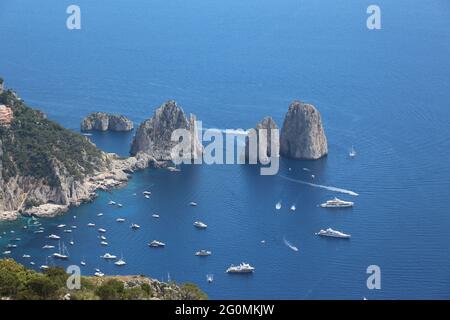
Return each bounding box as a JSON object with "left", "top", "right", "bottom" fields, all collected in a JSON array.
[{"left": 1, "top": 0, "right": 450, "bottom": 299}]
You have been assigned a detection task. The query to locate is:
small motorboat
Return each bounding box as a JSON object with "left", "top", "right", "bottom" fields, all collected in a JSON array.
[
  {"left": 152, "top": 214, "right": 160, "bottom": 219},
  {"left": 275, "top": 201, "right": 282, "bottom": 210},
  {"left": 148, "top": 240, "right": 165, "bottom": 248},
  {"left": 116, "top": 218, "right": 125, "bottom": 222},
  {"left": 193, "top": 221, "right": 207, "bottom": 229},
  {"left": 87, "top": 223, "right": 95, "bottom": 227},
  {"left": 100, "top": 241, "right": 109, "bottom": 246},
  {"left": 195, "top": 250, "right": 212, "bottom": 256},
  {"left": 100, "top": 253, "right": 117, "bottom": 260},
  {"left": 98, "top": 228, "right": 107, "bottom": 233},
  {"left": 130, "top": 224, "right": 140, "bottom": 230},
  {"left": 48, "top": 234, "right": 61, "bottom": 240},
  {"left": 189, "top": 201, "right": 198, "bottom": 207}
]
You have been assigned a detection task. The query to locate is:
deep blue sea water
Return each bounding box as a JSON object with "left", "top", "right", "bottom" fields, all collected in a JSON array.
[{"left": 1, "top": 0, "right": 450, "bottom": 299}]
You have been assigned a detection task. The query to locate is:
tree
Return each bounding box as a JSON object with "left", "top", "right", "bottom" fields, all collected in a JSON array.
[{"left": 95, "top": 280, "right": 124, "bottom": 300}]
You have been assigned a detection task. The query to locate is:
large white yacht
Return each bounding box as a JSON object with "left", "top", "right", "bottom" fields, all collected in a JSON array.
[
  {"left": 100, "top": 253, "right": 117, "bottom": 260},
  {"left": 193, "top": 221, "right": 207, "bottom": 229},
  {"left": 53, "top": 241, "right": 69, "bottom": 260},
  {"left": 320, "top": 197, "right": 354, "bottom": 208},
  {"left": 48, "top": 234, "right": 61, "bottom": 240},
  {"left": 148, "top": 240, "right": 165, "bottom": 248},
  {"left": 315, "top": 228, "right": 351, "bottom": 239},
  {"left": 226, "top": 263, "right": 255, "bottom": 273}
]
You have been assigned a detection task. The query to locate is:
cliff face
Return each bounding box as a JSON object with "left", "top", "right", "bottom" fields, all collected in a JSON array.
[
  {"left": 0, "top": 88, "right": 146, "bottom": 221},
  {"left": 245, "top": 116, "right": 279, "bottom": 163},
  {"left": 130, "top": 100, "right": 202, "bottom": 162},
  {"left": 280, "top": 101, "right": 328, "bottom": 160},
  {"left": 81, "top": 112, "right": 134, "bottom": 132}
]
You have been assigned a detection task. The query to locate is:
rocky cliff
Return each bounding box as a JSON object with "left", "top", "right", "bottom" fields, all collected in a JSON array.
[
  {"left": 280, "top": 101, "right": 328, "bottom": 159},
  {"left": 0, "top": 86, "right": 150, "bottom": 221},
  {"left": 130, "top": 100, "right": 202, "bottom": 162},
  {"left": 81, "top": 112, "right": 134, "bottom": 132},
  {"left": 245, "top": 116, "right": 279, "bottom": 163}
]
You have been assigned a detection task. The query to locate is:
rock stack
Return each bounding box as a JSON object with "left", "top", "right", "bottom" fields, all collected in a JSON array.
[{"left": 81, "top": 112, "right": 134, "bottom": 132}]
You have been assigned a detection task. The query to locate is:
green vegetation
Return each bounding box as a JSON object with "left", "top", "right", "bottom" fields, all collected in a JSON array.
[
  {"left": 0, "top": 259, "right": 208, "bottom": 300},
  {"left": 0, "top": 89, "right": 105, "bottom": 186}
]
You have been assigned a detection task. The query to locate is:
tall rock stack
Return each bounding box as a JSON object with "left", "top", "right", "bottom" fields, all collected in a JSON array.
[
  {"left": 130, "top": 100, "right": 202, "bottom": 162},
  {"left": 245, "top": 116, "right": 279, "bottom": 163},
  {"left": 280, "top": 101, "right": 328, "bottom": 160}
]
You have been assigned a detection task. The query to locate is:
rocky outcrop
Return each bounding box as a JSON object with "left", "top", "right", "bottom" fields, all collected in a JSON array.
[
  {"left": 0, "top": 78, "right": 4, "bottom": 95},
  {"left": 245, "top": 116, "right": 279, "bottom": 163},
  {"left": 280, "top": 101, "right": 328, "bottom": 159},
  {"left": 81, "top": 112, "right": 134, "bottom": 132},
  {"left": 130, "top": 100, "right": 202, "bottom": 162}
]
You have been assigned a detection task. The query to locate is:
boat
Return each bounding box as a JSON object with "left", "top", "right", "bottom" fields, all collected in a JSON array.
[
  {"left": 311, "top": 174, "right": 315, "bottom": 179},
  {"left": 87, "top": 223, "right": 95, "bottom": 227},
  {"left": 100, "top": 253, "right": 117, "bottom": 260},
  {"left": 130, "top": 224, "right": 140, "bottom": 229},
  {"left": 320, "top": 197, "right": 354, "bottom": 208},
  {"left": 290, "top": 205, "right": 296, "bottom": 211},
  {"left": 167, "top": 166, "right": 181, "bottom": 172},
  {"left": 98, "top": 228, "right": 107, "bottom": 233},
  {"left": 63, "top": 229, "right": 72, "bottom": 233},
  {"left": 145, "top": 195, "right": 150, "bottom": 199},
  {"left": 100, "top": 241, "right": 109, "bottom": 246},
  {"left": 148, "top": 240, "right": 165, "bottom": 248},
  {"left": 57, "top": 224, "right": 66, "bottom": 228},
  {"left": 40, "top": 265, "right": 49, "bottom": 270},
  {"left": 275, "top": 201, "right": 282, "bottom": 210},
  {"left": 11, "top": 237, "right": 21, "bottom": 242},
  {"left": 189, "top": 201, "right": 198, "bottom": 207},
  {"left": 226, "top": 262, "right": 255, "bottom": 273},
  {"left": 302, "top": 167, "right": 311, "bottom": 172},
  {"left": 206, "top": 274, "right": 214, "bottom": 283},
  {"left": 193, "top": 221, "right": 207, "bottom": 229},
  {"left": 71, "top": 225, "right": 77, "bottom": 229},
  {"left": 195, "top": 250, "right": 212, "bottom": 256},
  {"left": 116, "top": 218, "right": 125, "bottom": 222},
  {"left": 30, "top": 262, "right": 35, "bottom": 266},
  {"left": 97, "top": 213, "right": 104, "bottom": 217},
  {"left": 34, "top": 230, "right": 44, "bottom": 234},
  {"left": 3, "top": 251, "right": 11, "bottom": 255},
  {"left": 69, "top": 239, "right": 74, "bottom": 246},
  {"left": 261, "top": 240, "right": 266, "bottom": 244},
  {"left": 117, "top": 203, "right": 123, "bottom": 208},
  {"left": 6, "top": 244, "right": 17, "bottom": 249},
  {"left": 48, "top": 234, "right": 61, "bottom": 240},
  {"left": 23, "top": 254, "right": 31, "bottom": 258},
  {"left": 94, "top": 271, "right": 104, "bottom": 277},
  {"left": 42, "top": 245, "right": 55, "bottom": 249},
  {"left": 315, "top": 228, "right": 351, "bottom": 239},
  {"left": 108, "top": 201, "right": 116, "bottom": 205},
  {"left": 152, "top": 214, "right": 160, "bottom": 218},
  {"left": 115, "top": 255, "right": 126, "bottom": 266},
  {"left": 80, "top": 261, "right": 86, "bottom": 266},
  {"left": 53, "top": 241, "right": 69, "bottom": 259},
  {"left": 99, "top": 235, "right": 107, "bottom": 241},
  {"left": 349, "top": 146, "right": 357, "bottom": 158},
  {"left": 143, "top": 191, "right": 152, "bottom": 196}
]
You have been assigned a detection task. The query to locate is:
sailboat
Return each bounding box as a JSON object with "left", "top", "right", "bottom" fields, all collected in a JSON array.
[
  {"left": 206, "top": 274, "right": 214, "bottom": 283},
  {"left": 275, "top": 201, "right": 282, "bottom": 210},
  {"left": 115, "top": 254, "right": 126, "bottom": 266},
  {"left": 349, "top": 145, "right": 356, "bottom": 158},
  {"left": 53, "top": 241, "right": 69, "bottom": 259},
  {"left": 290, "top": 205, "right": 296, "bottom": 211},
  {"left": 80, "top": 257, "right": 86, "bottom": 266}
]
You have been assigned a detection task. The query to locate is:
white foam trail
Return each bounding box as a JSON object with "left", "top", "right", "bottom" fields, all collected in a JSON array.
[
  {"left": 278, "top": 175, "right": 359, "bottom": 196},
  {"left": 283, "top": 237, "right": 299, "bottom": 252}
]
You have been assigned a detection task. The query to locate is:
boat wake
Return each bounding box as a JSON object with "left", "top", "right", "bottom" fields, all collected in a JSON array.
[
  {"left": 277, "top": 175, "right": 359, "bottom": 196},
  {"left": 283, "top": 237, "right": 299, "bottom": 252}
]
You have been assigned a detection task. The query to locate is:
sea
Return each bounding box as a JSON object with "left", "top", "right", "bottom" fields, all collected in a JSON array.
[{"left": 0, "top": 0, "right": 449, "bottom": 299}]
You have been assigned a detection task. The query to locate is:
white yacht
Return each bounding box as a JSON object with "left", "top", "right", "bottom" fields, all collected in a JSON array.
[
  {"left": 80, "top": 261, "right": 86, "bottom": 266},
  {"left": 34, "top": 230, "right": 44, "bottom": 234},
  {"left": 117, "top": 204, "right": 123, "bottom": 208},
  {"left": 48, "top": 234, "right": 61, "bottom": 240},
  {"left": 167, "top": 166, "right": 181, "bottom": 172},
  {"left": 148, "top": 240, "right": 165, "bottom": 248},
  {"left": 42, "top": 245, "right": 55, "bottom": 249},
  {"left": 40, "top": 265, "right": 49, "bottom": 270},
  {"left": 130, "top": 223, "right": 140, "bottom": 229},
  {"left": 116, "top": 218, "right": 125, "bottom": 222},
  {"left": 115, "top": 256, "right": 126, "bottom": 266},
  {"left": 290, "top": 205, "right": 296, "bottom": 211},
  {"left": 57, "top": 224, "right": 66, "bottom": 228},
  {"left": 99, "top": 235, "right": 107, "bottom": 241},
  {"left": 349, "top": 146, "right": 357, "bottom": 158},
  {"left": 194, "top": 221, "right": 207, "bottom": 229},
  {"left": 94, "top": 271, "right": 105, "bottom": 277},
  {"left": 195, "top": 250, "right": 212, "bottom": 256},
  {"left": 30, "top": 262, "right": 35, "bottom": 266},
  {"left": 145, "top": 195, "right": 150, "bottom": 199},
  {"left": 87, "top": 223, "right": 95, "bottom": 227},
  {"left": 53, "top": 241, "right": 69, "bottom": 260},
  {"left": 100, "top": 253, "right": 117, "bottom": 260},
  {"left": 189, "top": 201, "right": 198, "bottom": 207},
  {"left": 206, "top": 274, "right": 214, "bottom": 283},
  {"left": 100, "top": 241, "right": 109, "bottom": 246},
  {"left": 63, "top": 229, "right": 72, "bottom": 233},
  {"left": 315, "top": 228, "right": 351, "bottom": 239},
  {"left": 12, "top": 237, "right": 21, "bottom": 242},
  {"left": 23, "top": 254, "right": 31, "bottom": 258},
  {"left": 3, "top": 251, "right": 11, "bottom": 255},
  {"left": 320, "top": 198, "right": 354, "bottom": 208},
  {"left": 71, "top": 225, "right": 77, "bottom": 229},
  {"left": 69, "top": 239, "right": 75, "bottom": 246},
  {"left": 143, "top": 191, "right": 152, "bottom": 196},
  {"left": 152, "top": 214, "right": 160, "bottom": 218},
  {"left": 97, "top": 213, "right": 104, "bottom": 217},
  {"left": 275, "top": 201, "right": 282, "bottom": 210},
  {"left": 98, "top": 228, "right": 107, "bottom": 233},
  {"left": 7, "top": 244, "right": 17, "bottom": 249},
  {"left": 108, "top": 201, "right": 116, "bottom": 205},
  {"left": 226, "top": 263, "right": 255, "bottom": 273}
]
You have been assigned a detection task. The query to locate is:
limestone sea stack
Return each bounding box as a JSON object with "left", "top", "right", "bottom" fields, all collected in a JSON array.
[
  {"left": 81, "top": 112, "right": 134, "bottom": 132},
  {"left": 245, "top": 116, "right": 279, "bottom": 163},
  {"left": 130, "top": 100, "right": 202, "bottom": 162},
  {"left": 280, "top": 101, "right": 328, "bottom": 159}
]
